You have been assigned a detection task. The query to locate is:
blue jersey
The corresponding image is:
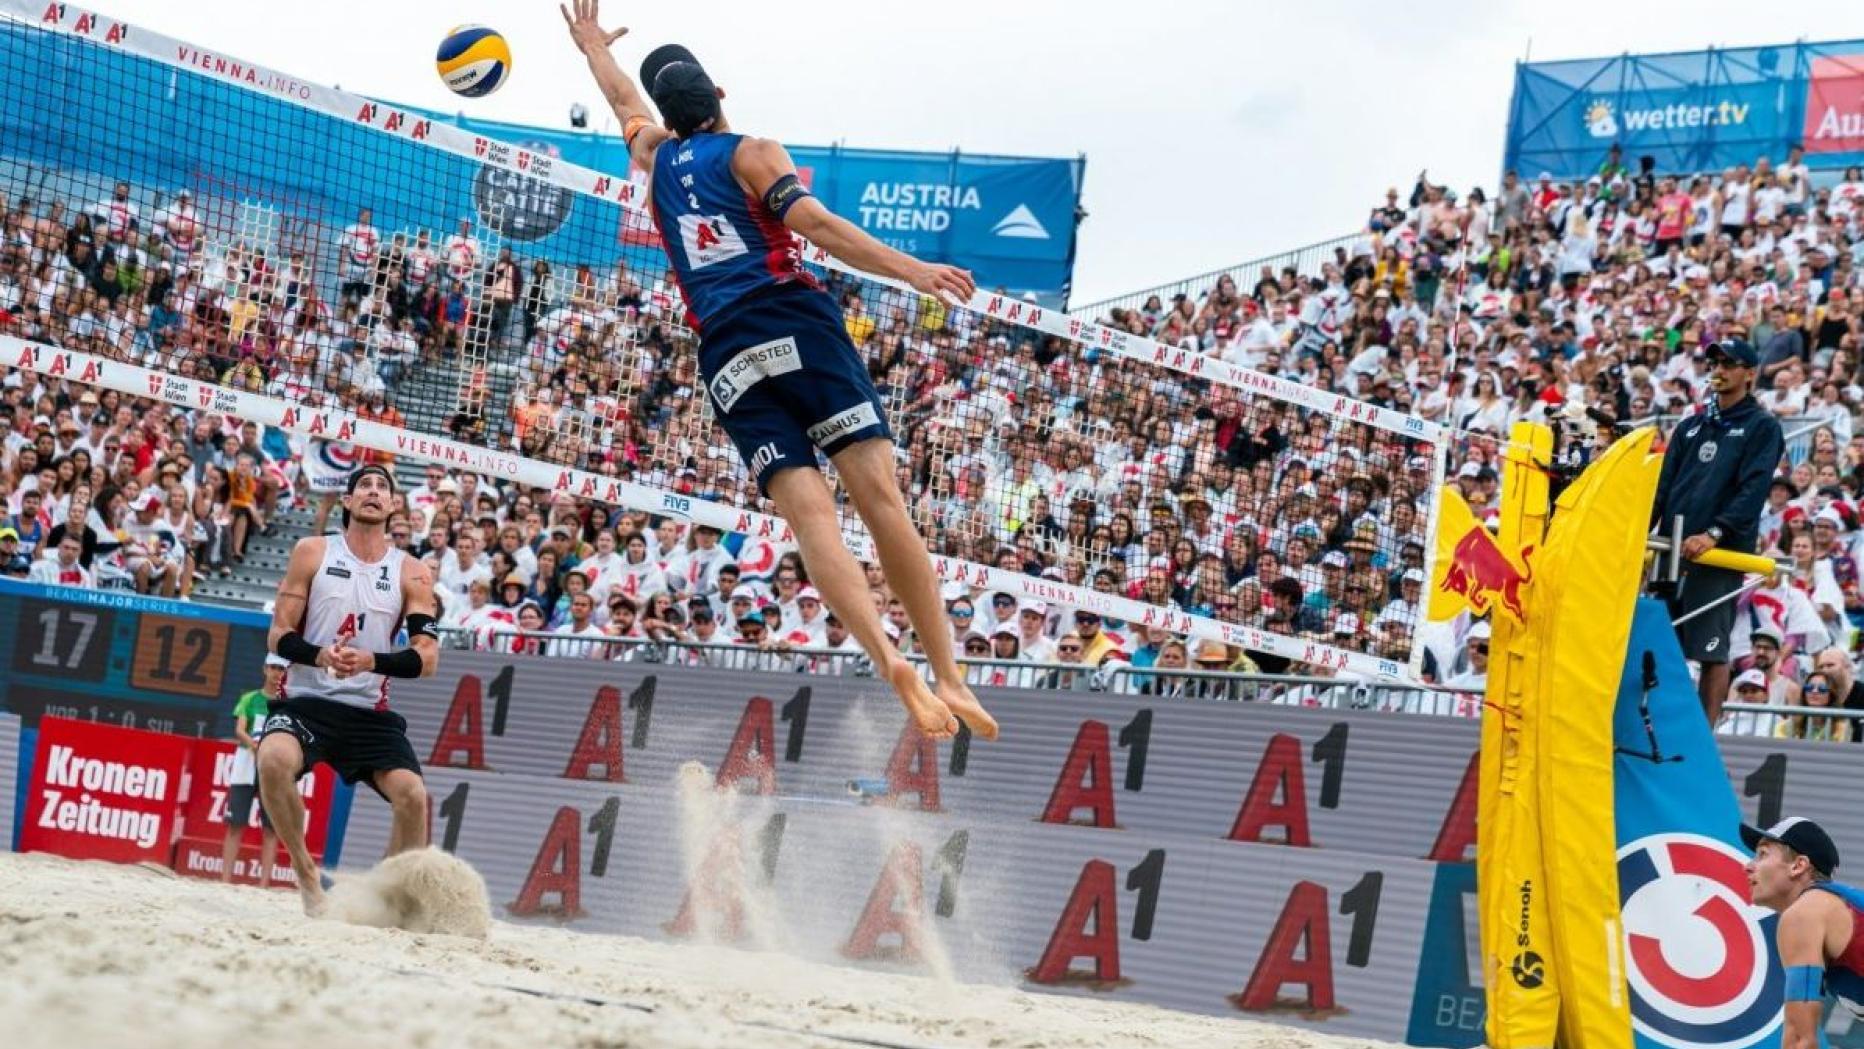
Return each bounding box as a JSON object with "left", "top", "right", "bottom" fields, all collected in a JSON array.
[{"left": 648, "top": 132, "right": 819, "bottom": 331}]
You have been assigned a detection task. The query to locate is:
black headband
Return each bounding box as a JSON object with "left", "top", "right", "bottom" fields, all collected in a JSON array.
[{"left": 346, "top": 463, "right": 395, "bottom": 494}]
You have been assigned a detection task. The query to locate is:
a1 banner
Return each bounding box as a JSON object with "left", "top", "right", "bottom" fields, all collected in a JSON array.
[
  {"left": 19, "top": 716, "right": 192, "bottom": 865},
  {"left": 170, "top": 741, "right": 335, "bottom": 886}
]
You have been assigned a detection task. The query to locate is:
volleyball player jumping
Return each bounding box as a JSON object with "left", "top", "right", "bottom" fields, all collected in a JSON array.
[{"left": 562, "top": 0, "right": 998, "bottom": 742}]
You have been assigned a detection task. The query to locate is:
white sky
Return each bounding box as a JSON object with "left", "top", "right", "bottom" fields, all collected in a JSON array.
[{"left": 86, "top": 0, "right": 1863, "bottom": 305}]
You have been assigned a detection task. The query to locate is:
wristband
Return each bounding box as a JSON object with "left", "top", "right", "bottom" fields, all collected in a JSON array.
[
  {"left": 275, "top": 631, "right": 324, "bottom": 668},
  {"left": 370, "top": 647, "right": 425, "bottom": 679}
]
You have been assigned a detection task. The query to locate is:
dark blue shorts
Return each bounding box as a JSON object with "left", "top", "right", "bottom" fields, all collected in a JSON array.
[{"left": 699, "top": 286, "right": 893, "bottom": 493}]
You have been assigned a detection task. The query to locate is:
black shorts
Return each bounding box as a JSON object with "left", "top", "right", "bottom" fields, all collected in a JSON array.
[
  {"left": 260, "top": 698, "right": 423, "bottom": 791},
  {"left": 1667, "top": 564, "right": 1742, "bottom": 664},
  {"left": 224, "top": 782, "right": 274, "bottom": 831},
  {"left": 699, "top": 286, "right": 893, "bottom": 494}
]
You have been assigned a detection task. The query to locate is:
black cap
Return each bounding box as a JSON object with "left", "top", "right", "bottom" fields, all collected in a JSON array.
[
  {"left": 1741, "top": 817, "right": 1839, "bottom": 877},
  {"left": 639, "top": 44, "right": 720, "bottom": 138},
  {"left": 1708, "top": 338, "right": 1758, "bottom": 369}
]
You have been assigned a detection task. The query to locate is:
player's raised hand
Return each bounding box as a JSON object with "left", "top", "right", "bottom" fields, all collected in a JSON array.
[
  {"left": 560, "top": 0, "right": 628, "bottom": 54},
  {"left": 907, "top": 262, "right": 976, "bottom": 308}
]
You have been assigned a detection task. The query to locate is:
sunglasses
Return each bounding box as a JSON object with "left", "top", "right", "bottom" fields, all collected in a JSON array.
[
  {"left": 951, "top": 609, "right": 973, "bottom": 617},
  {"left": 1808, "top": 685, "right": 1832, "bottom": 694},
  {"left": 1472, "top": 643, "right": 1490, "bottom": 654},
  {"left": 965, "top": 643, "right": 990, "bottom": 653},
  {"left": 1058, "top": 644, "right": 1082, "bottom": 653}
]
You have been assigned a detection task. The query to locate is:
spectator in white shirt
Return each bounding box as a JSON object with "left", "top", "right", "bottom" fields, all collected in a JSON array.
[
  {"left": 337, "top": 207, "right": 379, "bottom": 302},
  {"left": 444, "top": 219, "right": 481, "bottom": 284},
  {"left": 780, "top": 585, "right": 829, "bottom": 647},
  {"left": 27, "top": 533, "right": 92, "bottom": 589},
  {"left": 1718, "top": 668, "right": 1782, "bottom": 737},
  {"left": 548, "top": 592, "right": 609, "bottom": 659},
  {"left": 1016, "top": 600, "right": 1056, "bottom": 662},
  {"left": 440, "top": 529, "right": 493, "bottom": 595},
  {"left": 91, "top": 180, "right": 138, "bottom": 239},
  {"left": 406, "top": 464, "right": 450, "bottom": 517},
  {"left": 1442, "top": 621, "right": 1491, "bottom": 692}
]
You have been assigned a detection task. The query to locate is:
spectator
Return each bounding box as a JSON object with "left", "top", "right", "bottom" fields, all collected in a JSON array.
[
  {"left": 27, "top": 532, "right": 90, "bottom": 588},
  {"left": 1721, "top": 668, "right": 1779, "bottom": 736},
  {"left": 547, "top": 591, "right": 608, "bottom": 659},
  {"left": 1779, "top": 670, "right": 1853, "bottom": 742},
  {"left": 1811, "top": 647, "right": 1864, "bottom": 738},
  {"left": 1443, "top": 621, "right": 1491, "bottom": 692},
  {"left": 0, "top": 526, "right": 28, "bottom": 576}
]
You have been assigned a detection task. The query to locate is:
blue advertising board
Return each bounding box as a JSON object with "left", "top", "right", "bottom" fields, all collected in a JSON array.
[
  {"left": 1505, "top": 42, "right": 1864, "bottom": 180},
  {"left": 0, "top": 22, "right": 1083, "bottom": 306},
  {"left": 409, "top": 108, "right": 1085, "bottom": 307}
]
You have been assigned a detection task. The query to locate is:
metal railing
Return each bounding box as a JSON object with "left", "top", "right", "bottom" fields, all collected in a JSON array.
[
  {"left": 1070, "top": 231, "right": 1361, "bottom": 320},
  {"left": 435, "top": 626, "right": 1484, "bottom": 714},
  {"left": 1719, "top": 701, "right": 1864, "bottom": 742}
]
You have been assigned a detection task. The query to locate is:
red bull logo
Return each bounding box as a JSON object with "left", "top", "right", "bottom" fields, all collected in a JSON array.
[{"left": 1439, "top": 526, "right": 1535, "bottom": 624}]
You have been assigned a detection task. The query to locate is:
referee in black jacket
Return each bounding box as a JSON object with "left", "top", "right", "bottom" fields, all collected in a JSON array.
[{"left": 1652, "top": 337, "right": 1784, "bottom": 724}]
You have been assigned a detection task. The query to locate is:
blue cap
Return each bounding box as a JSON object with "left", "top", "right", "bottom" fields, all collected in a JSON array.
[{"left": 1708, "top": 338, "right": 1758, "bottom": 369}]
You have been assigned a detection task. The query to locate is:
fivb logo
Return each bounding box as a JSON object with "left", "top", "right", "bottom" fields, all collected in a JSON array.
[{"left": 1617, "top": 833, "right": 1783, "bottom": 1049}]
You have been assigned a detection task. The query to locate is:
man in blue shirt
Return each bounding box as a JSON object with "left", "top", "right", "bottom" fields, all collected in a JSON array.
[{"left": 1652, "top": 338, "right": 1784, "bottom": 722}]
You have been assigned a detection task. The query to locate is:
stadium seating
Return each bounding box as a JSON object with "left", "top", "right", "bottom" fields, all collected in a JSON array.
[{"left": 4, "top": 152, "right": 1863, "bottom": 726}]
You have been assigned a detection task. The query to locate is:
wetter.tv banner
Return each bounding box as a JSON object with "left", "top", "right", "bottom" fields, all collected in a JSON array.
[{"left": 1505, "top": 41, "right": 1864, "bottom": 180}]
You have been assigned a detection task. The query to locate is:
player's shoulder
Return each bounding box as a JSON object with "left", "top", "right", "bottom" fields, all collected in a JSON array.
[
  {"left": 290, "top": 534, "right": 330, "bottom": 561},
  {"left": 730, "top": 135, "right": 788, "bottom": 167},
  {"left": 400, "top": 554, "right": 436, "bottom": 587},
  {"left": 1785, "top": 884, "right": 1849, "bottom": 925}
]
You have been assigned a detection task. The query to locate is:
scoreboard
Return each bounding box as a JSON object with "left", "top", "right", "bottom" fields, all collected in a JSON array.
[{"left": 0, "top": 580, "right": 270, "bottom": 737}]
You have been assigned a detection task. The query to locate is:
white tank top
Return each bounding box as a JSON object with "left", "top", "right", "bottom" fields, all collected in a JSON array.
[
  {"left": 1721, "top": 182, "right": 1750, "bottom": 226},
  {"left": 283, "top": 533, "right": 409, "bottom": 710}
]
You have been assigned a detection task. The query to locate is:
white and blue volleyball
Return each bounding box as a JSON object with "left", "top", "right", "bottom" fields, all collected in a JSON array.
[{"left": 436, "top": 25, "right": 511, "bottom": 98}]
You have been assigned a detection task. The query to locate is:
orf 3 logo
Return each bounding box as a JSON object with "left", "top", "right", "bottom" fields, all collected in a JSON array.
[{"left": 1618, "top": 833, "right": 1783, "bottom": 1049}]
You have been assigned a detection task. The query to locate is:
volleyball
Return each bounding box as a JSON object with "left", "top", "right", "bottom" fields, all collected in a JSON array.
[{"left": 436, "top": 25, "right": 511, "bottom": 97}]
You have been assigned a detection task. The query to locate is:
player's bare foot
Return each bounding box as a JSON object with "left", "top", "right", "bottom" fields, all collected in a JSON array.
[
  {"left": 296, "top": 866, "right": 328, "bottom": 916},
  {"left": 937, "top": 680, "right": 999, "bottom": 741},
  {"left": 886, "top": 659, "right": 957, "bottom": 740}
]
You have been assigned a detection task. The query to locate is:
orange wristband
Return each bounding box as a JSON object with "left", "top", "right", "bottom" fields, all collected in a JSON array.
[{"left": 623, "top": 115, "right": 652, "bottom": 146}]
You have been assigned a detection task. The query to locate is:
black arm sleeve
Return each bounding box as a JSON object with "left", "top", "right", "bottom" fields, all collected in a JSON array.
[
  {"left": 370, "top": 647, "right": 425, "bottom": 679},
  {"left": 274, "top": 631, "right": 323, "bottom": 668}
]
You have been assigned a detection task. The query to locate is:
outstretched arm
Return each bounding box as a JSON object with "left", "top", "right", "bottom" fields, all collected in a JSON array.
[
  {"left": 731, "top": 137, "right": 977, "bottom": 306},
  {"left": 560, "top": 0, "right": 669, "bottom": 169}
]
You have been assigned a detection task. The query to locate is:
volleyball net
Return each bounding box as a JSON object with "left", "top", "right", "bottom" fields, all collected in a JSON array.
[{"left": 0, "top": 0, "right": 1449, "bottom": 679}]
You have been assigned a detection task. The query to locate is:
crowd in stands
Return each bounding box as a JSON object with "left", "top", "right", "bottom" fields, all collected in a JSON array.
[{"left": 4, "top": 141, "right": 1864, "bottom": 738}]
